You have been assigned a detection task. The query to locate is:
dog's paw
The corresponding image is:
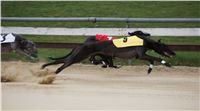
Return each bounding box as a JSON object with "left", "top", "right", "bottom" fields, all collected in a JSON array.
[
  {"left": 41, "top": 65, "right": 46, "bottom": 69},
  {"left": 147, "top": 68, "right": 152, "bottom": 74},
  {"left": 101, "top": 65, "right": 108, "bottom": 68}
]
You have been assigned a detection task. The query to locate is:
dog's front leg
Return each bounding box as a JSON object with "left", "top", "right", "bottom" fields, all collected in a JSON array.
[{"left": 138, "top": 54, "right": 171, "bottom": 74}]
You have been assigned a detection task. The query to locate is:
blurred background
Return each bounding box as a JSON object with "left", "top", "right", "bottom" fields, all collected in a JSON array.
[{"left": 1, "top": 1, "right": 200, "bottom": 66}]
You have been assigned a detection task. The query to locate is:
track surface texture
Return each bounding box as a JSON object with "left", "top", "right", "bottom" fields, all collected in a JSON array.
[{"left": 1, "top": 61, "right": 200, "bottom": 110}]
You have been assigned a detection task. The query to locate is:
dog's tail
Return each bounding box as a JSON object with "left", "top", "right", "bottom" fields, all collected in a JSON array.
[{"left": 49, "top": 48, "right": 76, "bottom": 60}]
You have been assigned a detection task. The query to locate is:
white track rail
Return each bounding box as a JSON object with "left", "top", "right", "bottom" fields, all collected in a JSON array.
[{"left": 1, "top": 26, "right": 200, "bottom": 36}]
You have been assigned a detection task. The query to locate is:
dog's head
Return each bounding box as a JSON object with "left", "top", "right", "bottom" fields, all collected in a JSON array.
[
  {"left": 12, "top": 34, "right": 38, "bottom": 59},
  {"left": 154, "top": 39, "right": 176, "bottom": 58},
  {"left": 128, "top": 30, "right": 151, "bottom": 37}
]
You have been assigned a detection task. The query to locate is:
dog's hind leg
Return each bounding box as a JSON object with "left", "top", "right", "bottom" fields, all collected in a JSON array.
[
  {"left": 55, "top": 54, "right": 90, "bottom": 74},
  {"left": 55, "top": 45, "right": 94, "bottom": 74},
  {"left": 55, "top": 60, "right": 73, "bottom": 74},
  {"left": 49, "top": 55, "right": 69, "bottom": 60},
  {"left": 98, "top": 55, "right": 117, "bottom": 68},
  {"left": 41, "top": 59, "right": 64, "bottom": 69},
  {"left": 107, "top": 56, "right": 119, "bottom": 68},
  {"left": 89, "top": 54, "right": 110, "bottom": 68},
  {"left": 89, "top": 54, "right": 102, "bottom": 65},
  {"left": 100, "top": 55, "right": 110, "bottom": 68}
]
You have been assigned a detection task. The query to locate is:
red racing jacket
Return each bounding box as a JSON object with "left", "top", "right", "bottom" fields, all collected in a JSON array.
[{"left": 95, "top": 34, "right": 116, "bottom": 41}]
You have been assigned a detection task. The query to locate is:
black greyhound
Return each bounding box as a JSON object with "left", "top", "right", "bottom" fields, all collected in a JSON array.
[
  {"left": 88, "top": 31, "right": 151, "bottom": 68},
  {"left": 1, "top": 33, "right": 38, "bottom": 59},
  {"left": 42, "top": 31, "right": 176, "bottom": 74},
  {"left": 49, "top": 31, "right": 151, "bottom": 68}
]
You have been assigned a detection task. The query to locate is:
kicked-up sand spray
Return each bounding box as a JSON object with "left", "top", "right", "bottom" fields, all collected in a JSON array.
[{"left": 1, "top": 61, "right": 56, "bottom": 84}]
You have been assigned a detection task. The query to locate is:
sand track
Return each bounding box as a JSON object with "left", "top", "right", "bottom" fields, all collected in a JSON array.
[{"left": 1, "top": 61, "right": 200, "bottom": 110}]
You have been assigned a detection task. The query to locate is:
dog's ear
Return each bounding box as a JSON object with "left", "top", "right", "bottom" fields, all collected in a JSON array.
[
  {"left": 146, "top": 33, "right": 151, "bottom": 36},
  {"left": 128, "top": 32, "right": 132, "bottom": 36}
]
